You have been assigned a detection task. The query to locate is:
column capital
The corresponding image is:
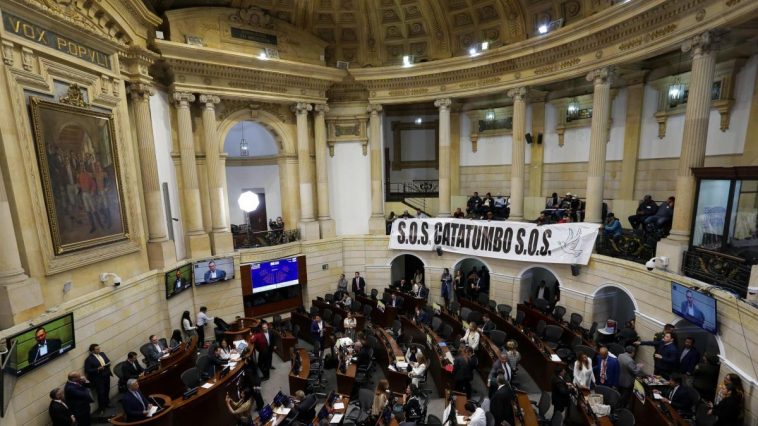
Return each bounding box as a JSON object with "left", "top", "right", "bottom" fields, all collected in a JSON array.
[
  {"left": 127, "top": 82, "right": 154, "bottom": 101},
  {"left": 434, "top": 98, "right": 452, "bottom": 110},
  {"left": 172, "top": 91, "right": 195, "bottom": 107},
  {"left": 586, "top": 67, "right": 614, "bottom": 85},
  {"left": 314, "top": 103, "right": 330, "bottom": 114},
  {"left": 367, "top": 103, "right": 383, "bottom": 114},
  {"left": 292, "top": 102, "right": 313, "bottom": 114},
  {"left": 682, "top": 30, "right": 717, "bottom": 58},
  {"left": 506, "top": 87, "right": 527, "bottom": 101},
  {"left": 198, "top": 94, "right": 221, "bottom": 108}
]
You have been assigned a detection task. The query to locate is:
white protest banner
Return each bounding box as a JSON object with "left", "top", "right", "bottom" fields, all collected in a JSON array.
[{"left": 388, "top": 218, "right": 598, "bottom": 265}]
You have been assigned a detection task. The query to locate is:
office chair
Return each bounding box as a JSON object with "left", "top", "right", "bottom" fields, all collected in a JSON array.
[
  {"left": 460, "top": 307, "right": 473, "bottom": 322},
  {"left": 613, "top": 408, "right": 635, "bottom": 426},
  {"left": 310, "top": 306, "right": 320, "bottom": 317},
  {"left": 344, "top": 388, "right": 374, "bottom": 424},
  {"left": 468, "top": 311, "right": 483, "bottom": 326},
  {"left": 488, "top": 299, "right": 497, "bottom": 311},
  {"left": 586, "top": 321, "right": 598, "bottom": 341},
  {"left": 574, "top": 344, "right": 596, "bottom": 361},
  {"left": 114, "top": 361, "right": 127, "bottom": 392},
  {"left": 391, "top": 320, "right": 402, "bottom": 339},
  {"left": 569, "top": 313, "right": 583, "bottom": 330},
  {"left": 543, "top": 325, "right": 563, "bottom": 350},
  {"left": 478, "top": 293, "right": 489, "bottom": 306},
  {"left": 159, "top": 338, "right": 168, "bottom": 349},
  {"left": 431, "top": 317, "right": 443, "bottom": 333},
  {"left": 550, "top": 411, "right": 563, "bottom": 426},
  {"left": 370, "top": 288, "right": 379, "bottom": 299},
  {"left": 333, "top": 314, "right": 343, "bottom": 333},
  {"left": 595, "top": 385, "right": 620, "bottom": 411},
  {"left": 351, "top": 300, "right": 362, "bottom": 312},
  {"left": 449, "top": 301, "right": 460, "bottom": 315},
  {"left": 325, "top": 293, "right": 334, "bottom": 303},
  {"left": 535, "top": 320, "right": 547, "bottom": 337},
  {"left": 425, "top": 415, "right": 443, "bottom": 426},
  {"left": 180, "top": 367, "right": 202, "bottom": 389},
  {"left": 489, "top": 330, "right": 507, "bottom": 347},
  {"left": 530, "top": 391, "right": 551, "bottom": 424},
  {"left": 322, "top": 309, "right": 333, "bottom": 322},
  {"left": 139, "top": 344, "right": 152, "bottom": 367},
  {"left": 363, "top": 304, "right": 374, "bottom": 323},
  {"left": 497, "top": 304, "right": 512, "bottom": 319},
  {"left": 552, "top": 306, "right": 566, "bottom": 322},
  {"left": 514, "top": 310, "right": 526, "bottom": 326}
]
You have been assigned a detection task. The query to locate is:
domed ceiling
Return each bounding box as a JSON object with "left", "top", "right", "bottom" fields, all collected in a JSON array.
[{"left": 144, "top": 0, "right": 613, "bottom": 66}]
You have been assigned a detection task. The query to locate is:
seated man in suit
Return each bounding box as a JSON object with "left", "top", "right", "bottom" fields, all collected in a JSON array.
[
  {"left": 145, "top": 335, "right": 168, "bottom": 368},
  {"left": 204, "top": 261, "right": 227, "bottom": 283},
  {"left": 413, "top": 306, "right": 431, "bottom": 327},
  {"left": 205, "top": 345, "right": 228, "bottom": 379},
  {"left": 481, "top": 314, "right": 496, "bottom": 336},
  {"left": 678, "top": 337, "right": 700, "bottom": 375},
  {"left": 122, "top": 379, "right": 156, "bottom": 421},
  {"left": 28, "top": 327, "right": 62, "bottom": 366},
  {"left": 659, "top": 374, "right": 696, "bottom": 417}
]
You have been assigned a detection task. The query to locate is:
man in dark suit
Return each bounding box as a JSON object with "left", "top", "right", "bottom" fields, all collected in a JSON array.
[
  {"left": 678, "top": 337, "right": 700, "bottom": 375},
  {"left": 679, "top": 291, "right": 705, "bottom": 326},
  {"left": 354, "top": 341, "right": 371, "bottom": 370},
  {"left": 618, "top": 346, "right": 644, "bottom": 407},
  {"left": 481, "top": 314, "right": 496, "bottom": 336},
  {"left": 122, "top": 379, "right": 155, "bottom": 421},
  {"left": 660, "top": 374, "right": 696, "bottom": 417},
  {"left": 593, "top": 346, "right": 620, "bottom": 388},
  {"left": 551, "top": 368, "right": 572, "bottom": 418},
  {"left": 172, "top": 270, "right": 188, "bottom": 294},
  {"left": 636, "top": 332, "right": 679, "bottom": 379},
  {"left": 311, "top": 315, "right": 325, "bottom": 356},
  {"left": 251, "top": 321, "right": 277, "bottom": 380},
  {"left": 531, "top": 280, "right": 552, "bottom": 305},
  {"left": 414, "top": 306, "right": 431, "bottom": 327},
  {"left": 400, "top": 279, "right": 413, "bottom": 293},
  {"left": 351, "top": 272, "right": 366, "bottom": 296},
  {"left": 83, "top": 344, "right": 112, "bottom": 414},
  {"left": 64, "top": 371, "right": 93, "bottom": 426},
  {"left": 487, "top": 352, "right": 511, "bottom": 398},
  {"left": 203, "top": 260, "right": 227, "bottom": 283},
  {"left": 490, "top": 374, "right": 515, "bottom": 426},
  {"left": 388, "top": 293, "right": 403, "bottom": 309},
  {"left": 145, "top": 335, "right": 168, "bottom": 368},
  {"left": 120, "top": 351, "right": 143, "bottom": 391},
  {"left": 417, "top": 282, "right": 429, "bottom": 300},
  {"left": 28, "top": 326, "right": 62, "bottom": 365},
  {"left": 49, "top": 387, "right": 75, "bottom": 426},
  {"left": 205, "top": 345, "right": 227, "bottom": 379},
  {"left": 452, "top": 345, "right": 477, "bottom": 398}
]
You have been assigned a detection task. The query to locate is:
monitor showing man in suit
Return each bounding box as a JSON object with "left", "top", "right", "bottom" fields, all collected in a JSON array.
[
  {"left": 164, "top": 264, "right": 192, "bottom": 299},
  {"left": 28, "top": 327, "right": 62, "bottom": 366},
  {"left": 6, "top": 314, "right": 75, "bottom": 376},
  {"left": 671, "top": 283, "right": 716, "bottom": 333},
  {"left": 194, "top": 257, "right": 235, "bottom": 285}
]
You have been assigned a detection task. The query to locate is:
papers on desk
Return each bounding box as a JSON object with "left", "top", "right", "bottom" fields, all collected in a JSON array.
[
  {"left": 273, "top": 407, "right": 291, "bottom": 416},
  {"left": 230, "top": 353, "right": 241, "bottom": 361},
  {"left": 333, "top": 402, "right": 345, "bottom": 410},
  {"left": 228, "top": 362, "right": 237, "bottom": 369},
  {"left": 653, "top": 392, "right": 663, "bottom": 400},
  {"left": 456, "top": 415, "right": 467, "bottom": 424},
  {"left": 396, "top": 361, "right": 409, "bottom": 370},
  {"left": 388, "top": 365, "right": 397, "bottom": 372},
  {"left": 234, "top": 340, "right": 248, "bottom": 352},
  {"left": 395, "top": 356, "right": 405, "bottom": 362},
  {"left": 438, "top": 342, "right": 447, "bottom": 347},
  {"left": 550, "top": 354, "right": 562, "bottom": 362},
  {"left": 330, "top": 414, "right": 344, "bottom": 423},
  {"left": 201, "top": 382, "right": 214, "bottom": 389},
  {"left": 146, "top": 406, "right": 158, "bottom": 417}
]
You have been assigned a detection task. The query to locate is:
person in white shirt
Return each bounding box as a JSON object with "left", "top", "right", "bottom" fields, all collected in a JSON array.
[
  {"left": 341, "top": 292, "right": 353, "bottom": 308},
  {"left": 573, "top": 353, "right": 595, "bottom": 390},
  {"left": 343, "top": 312, "right": 357, "bottom": 340},
  {"left": 196, "top": 306, "right": 213, "bottom": 348},
  {"left": 409, "top": 354, "right": 427, "bottom": 387},
  {"left": 461, "top": 322, "right": 480, "bottom": 350},
  {"left": 218, "top": 339, "right": 236, "bottom": 360},
  {"left": 181, "top": 311, "right": 197, "bottom": 340},
  {"left": 334, "top": 332, "right": 353, "bottom": 353},
  {"left": 465, "top": 402, "right": 486, "bottom": 426}
]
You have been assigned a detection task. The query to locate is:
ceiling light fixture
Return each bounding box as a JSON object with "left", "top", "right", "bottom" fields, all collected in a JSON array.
[
  {"left": 485, "top": 109, "right": 496, "bottom": 121},
  {"left": 538, "top": 24, "right": 548, "bottom": 34},
  {"left": 481, "top": 41, "right": 489, "bottom": 51},
  {"left": 402, "top": 55, "right": 413, "bottom": 67},
  {"left": 239, "top": 121, "right": 249, "bottom": 157},
  {"left": 469, "top": 47, "right": 479, "bottom": 57},
  {"left": 415, "top": 117, "right": 423, "bottom": 125},
  {"left": 258, "top": 52, "right": 268, "bottom": 60},
  {"left": 567, "top": 98, "right": 580, "bottom": 121}
]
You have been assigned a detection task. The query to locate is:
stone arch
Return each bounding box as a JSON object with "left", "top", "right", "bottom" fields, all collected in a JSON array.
[
  {"left": 516, "top": 265, "right": 563, "bottom": 305},
  {"left": 389, "top": 253, "right": 426, "bottom": 285},
  {"left": 591, "top": 284, "right": 638, "bottom": 330},
  {"left": 217, "top": 107, "right": 295, "bottom": 156},
  {"left": 451, "top": 257, "right": 494, "bottom": 274},
  {"left": 591, "top": 283, "right": 639, "bottom": 311}
]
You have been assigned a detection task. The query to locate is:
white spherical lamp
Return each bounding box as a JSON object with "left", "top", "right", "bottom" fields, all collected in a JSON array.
[{"left": 237, "top": 191, "right": 260, "bottom": 213}]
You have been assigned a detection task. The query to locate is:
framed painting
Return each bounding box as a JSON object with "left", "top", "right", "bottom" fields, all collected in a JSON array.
[{"left": 29, "top": 92, "right": 128, "bottom": 254}]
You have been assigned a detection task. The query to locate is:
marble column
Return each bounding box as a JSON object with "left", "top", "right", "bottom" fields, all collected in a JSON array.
[
  {"left": 199, "top": 94, "right": 233, "bottom": 254},
  {"left": 173, "top": 91, "right": 211, "bottom": 257},
  {"left": 0, "top": 166, "right": 43, "bottom": 328},
  {"left": 314, "top": 104, "right": 336, "bottom": 237},
  {"left": 436, "top": 98, "right": 452, "bottom": 217},
  {"left": 659, "top": 31, "right": 718, "bottom": 271},
  {"left": 367, "top": 103, "right": 386, "bottom": 235},
  {"left": 508, "top": 87, "right": 528, "bottom": 221},
  {"left": 584, "top": 67, "right": 613, "bottom": 224},
  {"left": 128, "top": 83, "right": 176, "bottom": 268},
  {"left": 293, "top": 102, "right": 319, "bottom": 240}
]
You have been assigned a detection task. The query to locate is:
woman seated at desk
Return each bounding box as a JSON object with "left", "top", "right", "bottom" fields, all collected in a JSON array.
[
  {"left": 169, "top": 329, "right": 183, "bottom": 348},
  {"left": 226, "top": 388, "right": 254, "bottom": 425},
  {"left": 409, "top": 354, "right": 427, "bottom": 387},
  {"left": 219, "top": 339, "right": 237, "bottom": 361},
  {"left": 573, "top": 353, "right": 595, "bottom": 390}
]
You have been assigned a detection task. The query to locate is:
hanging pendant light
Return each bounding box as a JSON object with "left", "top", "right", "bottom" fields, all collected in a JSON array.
[
  {"left": 668, "top": 49, "right": 685, "bottom": 108},
  {"left": 239, "top": 121, "right": 249, "bottom": 157},
  {"left": 567, "top": 97, "right": 580, "bottom": 121}
]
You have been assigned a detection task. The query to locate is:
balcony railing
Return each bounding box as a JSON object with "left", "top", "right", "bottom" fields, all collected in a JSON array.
[
  {"left": 386, "top": 179, "right": 439, "bottom": 201},
  {"left": 232, "top": 228, "right": 300, "bottom": 250},
  {"left": 682, "top": 249, "right": 752, "bottom": 298},
  {"left": 595, "top": 232, "right": 657, "bottom": 266}
]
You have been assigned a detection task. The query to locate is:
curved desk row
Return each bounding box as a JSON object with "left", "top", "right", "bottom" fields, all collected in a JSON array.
[
  {"left": 374, "top": 328, "right": 411, "bottom": 394},
  {"left": 138, "top": 337, "right": 198, "bottom": 399},
  {"left": 312, "top": 299, "right": 366, "bottom": 332}
]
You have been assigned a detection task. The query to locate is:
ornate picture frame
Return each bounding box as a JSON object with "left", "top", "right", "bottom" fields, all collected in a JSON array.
[{"left": 29, "top": 92, "right": 129, "bottom": 255}]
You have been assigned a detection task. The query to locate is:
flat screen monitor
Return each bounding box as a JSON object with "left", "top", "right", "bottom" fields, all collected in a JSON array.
[
  {"left": 259, "top": 405, "right": 274, "bottom": 424},
  {"left": 251, "top": 256, "right": 299, "bottom": 294},
  {"left": 273, "top": 391, "right": 288, "bottom": 407},
  {"left": 165, "top": 264, "right": 192, "bottom": 299},
  {"left": 671, "top": 282, "right": 717, "bottom": 333},
  {"left": 194, "top": 256, "right": 235, "bottom": 285},
  {"left": 316, "top": 406, "right": 329, "bottom": 421},
  {"left": 5, "top": 313, "right": 75, "bottom": 376},
  {"left": 1, "top": 340, "right": 18, "bottom": 417}
]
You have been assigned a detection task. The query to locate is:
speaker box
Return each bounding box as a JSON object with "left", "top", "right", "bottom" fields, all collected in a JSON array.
[
  {"left": 435, "top": 246, "right": 443, "bottom": 256},
  {"left": 537, "top": 133, "right": 543, "bottom": 144},
  {"left": 525, "top": 133, "right": 533, "bottom": 144},
  {"left": 571, "top": 264, "right": 580, "bottom": 276}
]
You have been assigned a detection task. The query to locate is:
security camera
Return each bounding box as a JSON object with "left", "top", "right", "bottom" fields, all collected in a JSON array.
[
  {"left": 645, "top": 256, "right": 669, "bottom": 271},
  {"left": 99, "top": 272, "right": 123, "bottom": 287}
]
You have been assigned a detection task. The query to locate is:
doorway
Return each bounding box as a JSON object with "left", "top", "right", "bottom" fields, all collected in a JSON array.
[
  {"left": 519, "top": 266, "right": 560, "bottom": 306},
  {"left": 390, "top": 254, "right": 425, "bottom": 286},
  {"left": 453, "top": 258, "right": 491, "bottom": 300},
  {"left": 592, "top": 285, "right": 636, "bottom": 330}
]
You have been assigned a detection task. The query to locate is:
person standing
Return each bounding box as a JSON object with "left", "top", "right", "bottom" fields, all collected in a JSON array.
[
  {"left": 121, "top": 379, "right": 154, "bottom": 422},
  {"left": 573, "top": 353, "right": 595, "bottom": 390},
  {"left": 49, "top": 387, "right": 75, "bottom": 426},
  {"left": 64, "top": 371, "right": 94, "bottom": 426},
  {"left": 617, "top": 346, "right": 644, "bottom": 407},
  {"left": 635, "top": 332, "right": 679, "bottom": 379},
  {"left": 453, "top": 270, "right": 465, "bottom": 302},
  {"left": 344, "top": 311, "right": 357, "bottom": 340},
  {"left": 440, "top": 268, "right": 452, "bottom": 307},
  {"left": 593, "top": 346, "right": 619, "bottom": 388},
  {"left": 181, "top": 310, "right": 197, "bottom": 340},
  {"left": 337, "top": 273, "right": 348, "bottom": 294},
  {"left": 83, "top": 344, "right": 112, "bottom": 414},
  {"left": 551, "top": 368, "right": 572, "bottom": 419},
  {"left": 251, "top": 321, "right": 277, "bottom": 380},
  {"left": 311, "top": 315, "right": 325, "bottom": 357},
  {"left": 679, "top": 336, "right": 700, "bottom": 375},
  {"left": 196, "top": 306, "right": 213, "bottom": 348},
  {"left": 121, "top": 352, "right": 143, "bottom": 391},
  {"left": 490, "top": 374, "right": 515, "bottom": 426},
  {"left": 487, "top": 352, "right": 511, "bottom": 398},
  {"left": 351, "top": 272, "right": 366, "bottom": 296}
]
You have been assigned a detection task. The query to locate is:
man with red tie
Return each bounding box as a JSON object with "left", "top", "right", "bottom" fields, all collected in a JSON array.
[
  {"left": 251, "top": 321, "right": 277, "bottom": 380},
  {"left": 593, "top": 346, "right": 620, "bottom": 388}
]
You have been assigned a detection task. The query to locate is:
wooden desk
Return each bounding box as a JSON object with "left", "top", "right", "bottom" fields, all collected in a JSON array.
[
  {"left": 631, "top": 394, "right": 687, "bottom": 425},
  {"left": 518, "top": 303, "right": 592, "bottom": 347},
  {"left": 291, "top": 311, "right": 334, "bottom": 348},
  {"left": 375, "top": 329, "right": 411, "bottom": 394},
  {"left": 139, "top": 337, "right": 198, "bottom": 399},
  {"left": 415, "top": 321, "right": 454, "bottom": 396},
  {"left": 336, "top": 363, "right": 357, "bottom": 395},
  {"left": 476, "top": 333, "right": 500, "bottom": 384},
  {"left": 438, "top": 309, "right": 464, "bottom": 338},
  {"left": 274, "top": 331, "right": 297, "bottom": 362},
  {"left": 288, "top": 348, "right": 310, "bottom": 395},
  {"left": 109, "top": 394, "right": 173, "bottom": 426},
  {"left": 460, "top": 299, "right": 564, "bottom": 391},
  {"left": 169, "top": 360, "right": 245, "bottom": 425},
  {"left": 515, "top": 392, "right": 539, "bottom": 426},
  {"left": 236, "top": 317, "right": 260, "bottom": 330},
  {"left": 312, "top": 299, "right": 366, "bottom": 332}
]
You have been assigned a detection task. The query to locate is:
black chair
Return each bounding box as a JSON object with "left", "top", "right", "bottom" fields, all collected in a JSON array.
[
  {"left": 460, "top": 307, "right": 473, "bottom": 322},
  {"left": 363, "top": 304, "right": 374, "bottom": 322},
  {"left": 595, "top": 385, "right": 620, "bottom": 411},
  {"left": 515, "top": 310, "right": 526, "bottom": 326},
  {"left": 322, "top": 309, "right": 333, "bottom": 322},
  {"left": 543, "top": 325, "right": 563, "bottom": 350},
  {"left": 180, "top": 367, "right": 201, "bottom": 388},
  {"left": 574, "top": 344, "right": 596, "bottom": 361},
  {"left": 614, "top": 408, "right": 635, "bottom": 426},
  {"left": 478, "top": 293, "right": 489, "bottom": 306},
  {"left": 468, "top": 311, "right": 483, "bottom": 326},
  {"left": 488, "top": 300, "right": 497, "bottom": 311},
  {"left": 552, "top": 305, "right": 566, "bottom": 322},
  {"left": 569, "top": 313, "right": 583, "bottom": 329},
  {"left": 449, "top": 301, "right": 460, "bottom": 315},
  {"left": 586, "top": 322, "right": 598, "bottom": 341},
  {"left": 392, "top": 320, "right": 402, "bottom": 339},
  {"left": 497, "top": 304, "right": 512, "bottom": 319},
  {"left": 138, "top": 343, "right": 151, "bottom": 367},
  {"left": 531, "top": 391, "right": 551, "bottom": 424},
  {"left": 309, "top": 306, "right": 319, "bottom": 317},
  {"left": 550, "top": 411, "right": 563, "bottom": 426},
  {"left": 325, "top": 293, "right": 334, "bottom": 303},
  {"left": 159, "top": 338, "right": 169, "bottom": 349},
  {"left": 114, "top": 361, "right": 127, "bottom": 392},
  {"left": 489, "top": 330, "right": 507, "bottom": 347},
  {"left": 370, "top": 288, "right": 379, "bottom": 299},
  {"left": 351, "top": 300, "right": 362, "bottom": 312},
  {"left": 333, "top": 314, "right": 343, "bottom": 333},
  {"left": 425, "top": 415, "right": 443, "bottom": 426},
  {"left": 195, "top": 355, "right": 210, "bottom": 378},
  {"left": 556, "top": 347, "right": 574, "bottom": 364},
  {"left": 485, "top": 411, "right": 495, "bottom": 426},
  {"left": 432, "top": 317, "right": 443, "bottom": 332},
  {"left": 607, "top": 343, "right": 626, "bottom": 357},
  {"left": 535, "top": 320, "right": 547, "bottom": 337}
]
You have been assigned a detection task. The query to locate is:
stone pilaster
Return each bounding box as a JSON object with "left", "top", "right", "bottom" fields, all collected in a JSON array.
[
  {"left": 525, "top": 100, "right": 546, "bottom": 219},
  {"left": 128, "top": 83, "right": 176, "bottom": 267},
  {"left": 173, "top": 91, "right": 210, "bottom": 257},
  {"left": 0, "top": 167, "right": 43, "bottom": 328},
  {"left": 436, "top": 98, "right": 452, "bottom": 217},
  {"left": 659, "top": 31, "right": 718, "bottom": 272},
  {"left": 293, "top": 102, "right": 319, "bottom": 241},
  {"left": 616, "top": 82, "right": 646, "bottom": 226},
  {"left": 199, "top": 94, "right": 233, "bottom": 254},
  {"left": 314, "top": 104, "right": 336, "bottom": 238},
  {"left": 584, "top": 67, "right": 614, "bottom": 224},
  {"left": 367, "top": 103, "right": 386, "bottom": 234},
  {"left": 508, "top": 87, "right": 528, "bottom": 221}
]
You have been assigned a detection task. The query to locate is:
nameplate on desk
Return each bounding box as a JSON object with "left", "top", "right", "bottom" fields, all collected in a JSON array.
[{"left": 201, "top": 382, "right": 214, "bottom": 389}]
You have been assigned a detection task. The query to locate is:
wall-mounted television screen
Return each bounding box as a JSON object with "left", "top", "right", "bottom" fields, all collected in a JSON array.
[
  {"left": 671, "top": 282, "right": 717, "bottom": 333},
  {"left": 240, "top": 255, "right": 305, "bottom": 317},
  {"left": 251, "top": 256, "right": 299, "bottom": 294},
  {"left": 194, "top": 257, "right": 235, "bottom": 286},
  {"left": 4, "top": 313, "right": 75, "bottom": 376},
  {"left": 165, "top": 264, "right": 192, "bottom": 299}
]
